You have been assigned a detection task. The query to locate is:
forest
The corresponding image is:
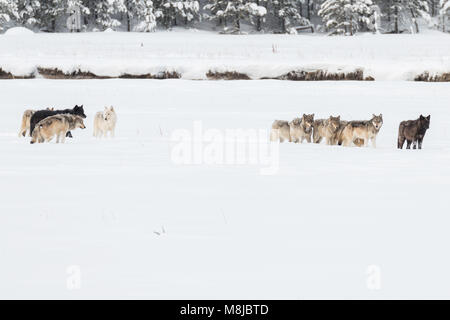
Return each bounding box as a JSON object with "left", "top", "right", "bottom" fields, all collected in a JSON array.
[{"left": 0, "top": 0, "right": 449, "bottom": 34}]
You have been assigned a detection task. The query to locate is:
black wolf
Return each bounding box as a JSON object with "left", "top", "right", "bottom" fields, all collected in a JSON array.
[
  {"left": 398, "top": 115, "right": 430, "bottom": 149},
  {"left": 29, "top": 105, "right": 87, "bottom": 137}
]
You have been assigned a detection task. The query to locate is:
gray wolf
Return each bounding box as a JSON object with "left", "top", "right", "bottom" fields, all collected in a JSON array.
[
  {"left": 289, "top": 114, "right": 314, "bottom": 143},
  {"left": 339, "top": 114, "right": 383, "bottom": 147},
  {"left": 313, "top": 116, "right": 341, "bottom": 145},
  {"left": 30, "top": 114, "right": 86, "bottom": 144},
  {"left": 19, "top": 108, "right": 54, "bottom": 137},
  {"left": 398, "top": 115, "right": 430, "bottom": 149},
  {"left": 93, "top": 106, "right": 117, "bottom": 138},
  {"left": 19, "top": 110, "right": 35, "bottom": 137},
  {"left": 29, "top": 105, "right": 86, "bottom": 137},
  {"left": 270, "top": 120, "right": 290, "bottom": 142}
]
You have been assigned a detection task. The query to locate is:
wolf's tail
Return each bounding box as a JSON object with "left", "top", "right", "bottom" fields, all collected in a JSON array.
[{"left": 397, "top": 122, "right": 405, "bottom": 149}]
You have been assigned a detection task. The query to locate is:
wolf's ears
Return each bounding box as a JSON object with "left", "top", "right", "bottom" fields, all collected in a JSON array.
[
  {"left": 427, "top": 115, "right": 430, "bottom": 120},
  {"left": 110, "top": 106, "right": 114, "bottom": 111}
]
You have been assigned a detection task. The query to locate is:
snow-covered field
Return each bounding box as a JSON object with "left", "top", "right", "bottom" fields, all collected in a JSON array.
[
  {"left": 1, "top": 29, "right": 449, "bottom": 80},
  {"left": 1, "top": 79, "right": 450, "bottom": 299}
]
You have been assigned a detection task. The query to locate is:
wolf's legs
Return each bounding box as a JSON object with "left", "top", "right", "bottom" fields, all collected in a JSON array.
[
  {"left": 313, "top": 131, "right": 321, "bottom": 144},
  {"left": 406, "top": 140, "right": 412, "bottom": 149},
  {"left": 111, "top": 129, "right": 115, "bottom": 138},
  {"left": 372, "top": 137, "right": 377, "bottom": 148},
  {"left": 418, "top": 138, "right": 423, "bottom": 149},
  {"left": 363, "top": 136, "right": 369, "bottom": 147},
  {"left": 413, "top": 141, "right": 417, "bottom": 149},
  {"left": 306, "top": 135, "right": 311, "bottom": 143},
  {"left": 19, "top": 125, "right": 26, "bottom": 137},
  {"left": 398, "top": 135, "right": 405, "bottom": 149},
  {"left": 61, "top": 132, "right": 66, "bottom": 143}
]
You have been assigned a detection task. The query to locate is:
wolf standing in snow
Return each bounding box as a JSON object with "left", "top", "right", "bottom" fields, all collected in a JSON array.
[
  {"left": 398, "top": 115, "right": 430, "bottom": 149},
  {"left": 270, "top": 120, "right": 290, "bottom": 142},
  {"left": 19, "top": 110, "right": 35, "bottom": 137},
  {"left": 289, "top": 114, "right": 314, "bottom": 143},
  {"left": 93, "top": 106, "right": 117, "bottom": 138},
  {"left": 30, "top": 105, "right": 86, "bottom": 137},
  {"left": 313, "top": 116, "right": 341, "bottom": 145},
  {"left": 339, "top": 114, "right": 383, "bottom": 147},
  {"left": 19, "top": 108, "right": 54, "bottom": 137},
  {"left": 30, "top": 114, "right": 86, "bottom": 144}
]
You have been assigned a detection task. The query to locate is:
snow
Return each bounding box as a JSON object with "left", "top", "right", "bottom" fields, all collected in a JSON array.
[
  {"left": 1, "top": 79, "right": 450, "bottom": 299},
  {"left": 3, "top": 26, "right": 34, "bottom": 36},
  {"left": 0, "top": 30, "right": 449, "bottom": 80}
]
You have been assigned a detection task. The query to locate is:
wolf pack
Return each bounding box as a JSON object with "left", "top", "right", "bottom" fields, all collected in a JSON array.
[
  {"left": 270, "top": 113, "right": 431, "bottom": 149},
  {"left": 19, "top": 105, "right": 117, "bottom": 144},
  {"left": 19, "top": 104, "right": 431, "bottom": 149}
]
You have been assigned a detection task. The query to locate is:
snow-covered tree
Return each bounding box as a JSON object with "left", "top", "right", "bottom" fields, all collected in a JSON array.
[
  {"left": 440, "top": 0, "right": 450, "bottom": 31},
  {"left": 319, "top": 0, "right": 378, "bottom": 35},
  {"left": 133, "top": 0, "right": 157, "bottom": 31},
  {"left": 125, "top": 0, "right": 157, "bottom": 31},
  {"left": 390, "top": 0, "right": 429, "bottom": 33},
  {"left": 0, "top": 0, "right": 18, "bottom": 31},
  {"left": 153, "top": 0, "right": 199, "bottom": 28},
  {"left": 203, "top": 0, "right": 228, "bottom": 26},
  {"left": 40, "top": 0, "right": 89, "bottom": 31},
  {"left": 217, "top": 0, "right": 267, "bottom": 31},
  {"left": 91, "top": 0, "right": 126, "bottom": 30},
  {"left": 274, "top": 0, "right": 309, "bottom": 33},
  {"left": 16, "top": 0, "right": 41, "bottom": 27},
  {"left": 179, "top": 1, "right": 200, "bottom": 25}
]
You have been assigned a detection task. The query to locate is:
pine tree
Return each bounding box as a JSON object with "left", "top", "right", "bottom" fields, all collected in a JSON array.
[
  {"left": 41, "top": 0, "right": 89, "bottom": 31},
  {"left": 390, "top": 0, "right": 429, "bottom": 33},
  {"left": 0, "top": 0, "right": 18, "bottom": 31},
  {"left": 203, "top": 0, "right": 229, "bottom": 26},
  {"left": 179, "top": 1, "right": 200, "bottom": 25},
  {"left": 440, "top": 0, "right": 450, "bottom": 31},
  {"left": 275, "top": 0, "right": 309, "bottom": 33},
  {"left": 17, "top": 0, "right": 41, "bottom": 27},
  {"left": 319, "top": 0, "right": 378, "bottom": 35},
  {"left": 91, "top": 0, "right": 126, "bottom": 30},
  {"left": 153, "top": 0, "right": 177, "bottom": 28},
  {"left": 218, "top": 0, "right": 267, "bottom": 31},
  {"left": 133, "top": 0, "right": 157, "bottom": 31}
]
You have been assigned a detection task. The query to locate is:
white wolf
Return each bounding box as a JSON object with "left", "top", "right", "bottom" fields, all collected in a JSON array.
[{"left": 93, "top": 106, "right": 117, "bottom": 138}]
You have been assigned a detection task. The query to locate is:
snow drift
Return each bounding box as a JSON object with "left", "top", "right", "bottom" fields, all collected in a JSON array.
[{"left": 0, "top": 30, "right": 449, "bottom": 81}]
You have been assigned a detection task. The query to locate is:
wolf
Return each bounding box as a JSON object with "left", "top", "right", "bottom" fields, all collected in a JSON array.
[
  {"left": 19, "top": 108, "right": 55, "bottom": 137},
  {"left": 30, "top": 114, "right": 86, "bottom": 144},
  {"left": 313, "top": 116, "right": 341, "bottom": 145},
  {"left": 289, "top": 114, "right": 314, "bottom": 143},
  {"left": 398, "top": 115, "right": 430, "bottom": 149},
  {"left": 29, "top": 105, "right": 86, "bottom": 138},
  {"left": 93, "top": 106, "right": 117, "bottom": 138},
  {"left": 270, "top": 120, "right": 290, "bottom": 142},
  {"left": 339, "top": 114, "right": 383, "bottom": 148},
  {"left": 19, "top": 110, "right": 35, "bottom": 137}
]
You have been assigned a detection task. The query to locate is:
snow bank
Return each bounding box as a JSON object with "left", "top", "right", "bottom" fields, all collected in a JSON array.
[
  {"left": 3, "top": 27, "right": 34, "bottom": 36},
  {"left": 0, "top": 30, "right": 449, "bottom": 80}
]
